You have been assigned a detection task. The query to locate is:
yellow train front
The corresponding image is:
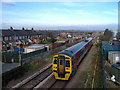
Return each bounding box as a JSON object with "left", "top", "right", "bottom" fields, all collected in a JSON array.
[
  {"left": 52, "top": 37, "right": 93, "bottom": 80},
  {"left": 52, "top": 54, "right": 72, "bottom": 80}
]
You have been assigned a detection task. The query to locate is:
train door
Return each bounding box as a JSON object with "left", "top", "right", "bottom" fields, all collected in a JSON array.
[{"left": 58, "top": 55, "right": 65, "bottom": 77}]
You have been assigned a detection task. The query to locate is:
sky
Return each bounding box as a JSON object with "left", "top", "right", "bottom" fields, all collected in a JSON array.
[{"left": 2, "top": 2, "right": 118, "bottom": 30}]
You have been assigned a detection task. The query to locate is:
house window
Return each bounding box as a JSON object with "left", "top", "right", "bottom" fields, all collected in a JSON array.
[
  {"left": 12, "top": 36, "right": 14, "bottom": 40},
  {"left": 9, "top": 36, "right": 11, "bottom": 40},
  {"left": 5, "top": 37, "right": 8, "bottom": 40},
  {"left": 23, "top": 36, "right": 24, "bottom": 39},
  {"left": 0, "top": 37, "right": 2, "bottom": 41},
  {"left": 19, "top": 36, "right": 22, "bottom": 39},
  {"left": 15, "top": 36, "right": 17, "bottom": 40}
]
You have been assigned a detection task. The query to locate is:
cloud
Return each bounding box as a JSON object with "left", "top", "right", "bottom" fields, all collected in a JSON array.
[
  {"left": 104, "top": 10, "right": 118, "bottom": 16},
  {"left": 1, "top": 0, "right": 16, "bottom": 6}
]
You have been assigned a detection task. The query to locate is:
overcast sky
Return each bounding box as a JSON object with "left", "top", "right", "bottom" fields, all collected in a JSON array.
[{"left": 2, "top": 2, "right": 118, "bottom": 30}]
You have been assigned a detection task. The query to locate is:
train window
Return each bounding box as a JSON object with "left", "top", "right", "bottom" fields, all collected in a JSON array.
[
  {"left": 66, "top": 61, "right": 70, "bottom": 67},
  {"left": 54, "top": 58, "right": 57, "bottom": 64},
  {"left": 60, "top": 60, "right": 62, "bottom": 65},
  {"left": 66, "top": 57, "right": 70, "bottom": 59}
]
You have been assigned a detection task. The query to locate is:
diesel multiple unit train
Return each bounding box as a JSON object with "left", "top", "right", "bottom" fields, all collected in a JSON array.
[{"left": 52, "top": 37, "right": 93, "bottom": 80}]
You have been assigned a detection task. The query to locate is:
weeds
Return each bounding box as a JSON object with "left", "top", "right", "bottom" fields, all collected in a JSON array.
[{"left": 83, "top": 43, "right": 104, "bottom": 88}]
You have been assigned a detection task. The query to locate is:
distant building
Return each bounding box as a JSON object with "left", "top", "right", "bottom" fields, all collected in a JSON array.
[
  {"left": 61, "top": 33, "right": 67, "bottom": 38},
  {"left": 116, "top": 32, "right": 120, "bottom": 40},
  {"left": 113, "top": 30, "right": 118, "bottom": 37},
  {"left": 24, "top": 44, "right": 44, "bottom": 53}
]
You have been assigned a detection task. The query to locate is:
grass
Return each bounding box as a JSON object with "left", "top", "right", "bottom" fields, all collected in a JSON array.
[
  {"left": 94, "top": 48, "right": 104, "bottom": 88},
  {"left": 23, "top": 58, "right": 47, "bottom": 72},
  {"left": 82, "top": 44, "right": 104, "bottom": 88},
  {"left": 47, "top": 55, "right": 54, "bottom": 59},
  {"left": 22, "top": 45, "right": 67, "bottom": 73}
]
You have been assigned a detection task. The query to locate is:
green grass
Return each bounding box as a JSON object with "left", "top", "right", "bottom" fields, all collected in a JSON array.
[
  {"left": 47, "top": 55, "right": 54, "bottom": 59},
  {"left": 22, "top": 45, "right": 67, "bottom": 73},
  {"left": 82, "top": 44, "right": 104, "bottom": 88},
  {"left": 23, "top": 58, "right": 47, "bottom": 72}
]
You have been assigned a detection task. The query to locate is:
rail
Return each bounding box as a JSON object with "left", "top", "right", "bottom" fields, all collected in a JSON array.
[{"left": 11, "top": 64, "right": 52, "bottom": 89}]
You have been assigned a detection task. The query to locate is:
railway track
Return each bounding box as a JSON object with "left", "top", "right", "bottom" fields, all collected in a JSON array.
[
  {"left": 49, "top": 80, "right": 68, "bottom": 89},
  {"left": 34, "top": 73, "right": 68, "bottom": 89},
  {"left": 11, "top": 64, "right": 52, "bottom": 89}
]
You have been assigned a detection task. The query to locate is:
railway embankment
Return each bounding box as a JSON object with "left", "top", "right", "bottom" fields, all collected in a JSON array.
[
  {"left": 4, "top": 40, "right": 82, "bottom": 88},
  {"left": 4, "top": 45, "right": 66, "bottom": 88},
  {"left": 82, "top": 42, "right": 104, "bottom": 88}
]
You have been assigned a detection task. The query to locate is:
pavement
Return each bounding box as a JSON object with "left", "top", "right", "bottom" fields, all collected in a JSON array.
[{"left": 1, "top": 62, "right": 20, "bottom": 74}]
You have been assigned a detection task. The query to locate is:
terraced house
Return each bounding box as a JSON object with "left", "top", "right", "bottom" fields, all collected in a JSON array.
[{"left": 1, "top": 28, "right": 46, "bottom": 52}]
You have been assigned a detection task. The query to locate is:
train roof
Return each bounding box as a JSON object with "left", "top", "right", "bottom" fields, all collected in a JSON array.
[{"left": 58, "top": 37, "right": 93, "bottom": 57}]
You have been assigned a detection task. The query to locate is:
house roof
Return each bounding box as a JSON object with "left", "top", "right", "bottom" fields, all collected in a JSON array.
[
  {"left": 1, "top": 29, "right": 42, "bottom": 36},
  {"left": 24, "top": 30, "right": 37, "bottom": 35},
  {"left": 13, "top": 30, "right": 28, "bottom": 36},
  {"left": 2, "top": 29, "right": 16, "bottom": 36},
  {"left": 103, "top": 45, "right": 120, "bottom": 51}
]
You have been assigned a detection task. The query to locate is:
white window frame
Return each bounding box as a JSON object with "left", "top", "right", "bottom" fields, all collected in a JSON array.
[
  {"left": 9, "top": 36, "right": 11, "bottom": 40},
  {"left": 15, "top": 36, "right": 17, "bottom": 40},
  {"left": 19, "top": 36, "right": 22, "bottom": 39},
  {"left": 5, "top": 37, "right": 8, "bottom": 40}
]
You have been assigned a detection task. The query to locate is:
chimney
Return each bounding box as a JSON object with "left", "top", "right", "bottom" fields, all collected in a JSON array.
[
  {"left": 22, "top": 27, "right": 25, "bottom": 30},
  {"left": 10, "top": 26, "right": 13, "bottom": 30},
  {"left": 31, "top": 27, "right": 34, "bottom": 31}
]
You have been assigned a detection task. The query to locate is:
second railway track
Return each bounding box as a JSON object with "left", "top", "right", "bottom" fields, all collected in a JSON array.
[
  {"left": 49, "top": 80, "right": 68, "bottom": 89},
  {"left": 11, "top": 64, "right": 52, "bottom": 89}
]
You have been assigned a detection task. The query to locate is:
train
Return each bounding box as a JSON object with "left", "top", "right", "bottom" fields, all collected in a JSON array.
[{"left": 52, "top": 37, "right": 93, "bottom": 80}]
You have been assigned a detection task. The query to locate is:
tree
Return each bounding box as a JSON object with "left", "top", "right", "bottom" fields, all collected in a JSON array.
[
  {"left": 46, "top": 32, "right": 56, "bottom": 43},
  {"left": 100, "top": 29, "right": 113, "bottom": 41},
  {"left": 85, "top": 32, "right": 88, "bottom": 35},
  {"left": 70, "top": 30, "right": 74, "bottom": 32},
  {"left": 104, "top": 29, "right": 109, "bottom": 36}
]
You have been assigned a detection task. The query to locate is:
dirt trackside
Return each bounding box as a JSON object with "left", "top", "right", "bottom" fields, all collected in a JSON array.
[{"left": 65, "top": 42, "right": 97, "bottom": 88}]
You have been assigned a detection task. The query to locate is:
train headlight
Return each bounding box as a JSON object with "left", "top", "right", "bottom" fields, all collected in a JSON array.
[{"left": 54, "top": 66, "right": 57, "bottom": 68}]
